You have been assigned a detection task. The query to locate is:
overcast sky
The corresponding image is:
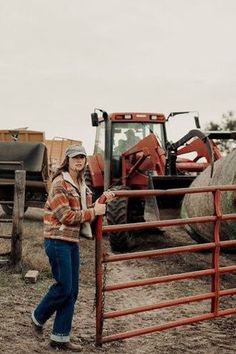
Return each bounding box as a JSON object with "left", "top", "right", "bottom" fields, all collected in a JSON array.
[{"left": 0, "top": 0, "right": 235, "bottom": 153}]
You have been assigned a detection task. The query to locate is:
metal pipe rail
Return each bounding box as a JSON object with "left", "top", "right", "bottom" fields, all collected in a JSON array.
[{"left": 95, "top": 184, "right": 236, "bottom": 346}]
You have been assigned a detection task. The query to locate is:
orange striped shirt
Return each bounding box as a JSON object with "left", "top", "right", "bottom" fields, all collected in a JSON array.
[{"left": 44, "top": 173, "right": 94, "bottom": 243}]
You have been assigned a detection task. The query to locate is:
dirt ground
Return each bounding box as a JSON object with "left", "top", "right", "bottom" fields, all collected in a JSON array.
[{"left": 0, "top": 207, "right": 236, "bottom": 354}]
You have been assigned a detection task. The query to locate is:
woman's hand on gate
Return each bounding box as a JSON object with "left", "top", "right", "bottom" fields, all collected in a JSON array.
[
  {"left": 94, "top": 200, "right": 106, "bottom": 216},
  {"left": 93, "top": 191, "right": 116, "bottom": 217}
]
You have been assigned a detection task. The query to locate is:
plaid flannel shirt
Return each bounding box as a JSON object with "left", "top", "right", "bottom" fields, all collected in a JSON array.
[{"left": 44, "top": 173, "right": 94, "bottom": 242}]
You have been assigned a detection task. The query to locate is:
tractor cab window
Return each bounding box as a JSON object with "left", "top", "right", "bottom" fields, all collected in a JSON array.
[{"left": 112, "top": 122, "right": 165, "bottom": 156}]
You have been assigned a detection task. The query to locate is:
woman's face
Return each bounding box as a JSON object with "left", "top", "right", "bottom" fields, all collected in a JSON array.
[{"left": 69, "top": 155, "right": 86, "bottom": 174}]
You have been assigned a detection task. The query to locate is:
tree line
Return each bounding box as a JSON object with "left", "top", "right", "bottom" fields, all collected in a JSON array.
[{"left": 205, "top": 110, "right": 236, "bottom": 154}]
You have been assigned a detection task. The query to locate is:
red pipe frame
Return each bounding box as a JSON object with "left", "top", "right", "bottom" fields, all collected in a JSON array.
[{"left": 95, "top": 185, "right": 236, "bottom": 346}]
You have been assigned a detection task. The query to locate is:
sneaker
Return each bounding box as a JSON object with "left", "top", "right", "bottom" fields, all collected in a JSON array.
[{"left": 49, "top": 340, "right": 82, "bottom": 352}]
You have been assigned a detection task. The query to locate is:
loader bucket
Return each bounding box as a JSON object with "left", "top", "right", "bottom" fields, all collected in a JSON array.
[{"left": 152, "top": 175, "right": 195, "bottom": 208}]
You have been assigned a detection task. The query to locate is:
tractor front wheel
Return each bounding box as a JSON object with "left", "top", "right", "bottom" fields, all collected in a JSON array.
[{"left": 106, "top": 186, "right": 136, "bottom": 253}]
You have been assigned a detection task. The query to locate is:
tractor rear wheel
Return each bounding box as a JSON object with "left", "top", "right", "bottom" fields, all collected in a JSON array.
[
  {"left": 84, "top": 167, "right": 102, "bottom": 202},
  {"left": 106, "top": 186, "right": 136, "bottom": 253}
]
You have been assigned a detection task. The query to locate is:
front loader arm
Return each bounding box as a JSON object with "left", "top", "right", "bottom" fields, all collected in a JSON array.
[
  {"left": 169, "top": 129, "right": 217, "bottom": 176},
  {"left": 172, "top": 129, "right": 236, "bottom": 163},
  {"left": 172, "top": 129, "right": 214, "bottom": 161},
  {"left": 121, "top": 133, "right": 166, "bottom": 186}
]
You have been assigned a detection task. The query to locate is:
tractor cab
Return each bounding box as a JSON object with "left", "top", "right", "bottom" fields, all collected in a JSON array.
[{"left": 91, "top": 111, "right": 168, "bottom": 186}]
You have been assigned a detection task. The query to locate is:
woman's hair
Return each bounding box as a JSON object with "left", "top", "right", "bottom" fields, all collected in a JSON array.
[{"left": 52, "top": 156, "right": 87, "bottom": 181}]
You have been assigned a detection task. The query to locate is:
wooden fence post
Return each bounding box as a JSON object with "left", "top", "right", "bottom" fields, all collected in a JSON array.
[{"left": 11, "top": 170, "right": 26, "bottom": 267}]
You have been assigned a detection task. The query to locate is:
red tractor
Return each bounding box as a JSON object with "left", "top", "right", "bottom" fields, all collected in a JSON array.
[{"left": 85, "top": 109, "right": 235, "bottom": 252}]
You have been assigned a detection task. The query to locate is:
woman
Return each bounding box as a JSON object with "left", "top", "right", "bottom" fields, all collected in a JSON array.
[{"left": 31, "top": 144, "right": 114, "bottom": 352}]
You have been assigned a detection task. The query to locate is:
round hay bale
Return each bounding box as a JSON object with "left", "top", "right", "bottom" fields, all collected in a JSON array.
[{"left": 181, "top": 149, "right": 236, "bottom": 243}]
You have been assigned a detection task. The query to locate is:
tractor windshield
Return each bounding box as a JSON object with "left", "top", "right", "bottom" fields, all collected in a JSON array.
[
  {"left": 93, "top": 120, "right": 166, "bottom": 160},
  {"left": 112, "top": 122, "right": 165, "bottom": 156}
]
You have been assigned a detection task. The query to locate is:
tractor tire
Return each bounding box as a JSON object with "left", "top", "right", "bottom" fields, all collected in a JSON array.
[
  {"left": 106, "top": 186, "right": 136, "bottom": 253},
  {"left": 84, "top": 167, "right": 102, "bottom": 202},
  {"left": 1, "top": 203, "right": 28, "bottom": 216}
]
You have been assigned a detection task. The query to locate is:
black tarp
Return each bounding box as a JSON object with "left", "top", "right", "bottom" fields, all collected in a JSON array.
[{"left": 0, "top": 142, "right": 48, "bottom": 181}]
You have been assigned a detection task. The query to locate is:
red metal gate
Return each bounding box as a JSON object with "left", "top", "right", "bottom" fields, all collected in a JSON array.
[{"left": 95, "top": 185, "right": 236, "bottom": 346}]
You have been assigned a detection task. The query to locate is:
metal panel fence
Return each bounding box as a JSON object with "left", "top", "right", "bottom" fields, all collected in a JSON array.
[{"left": 95, "top": 185, "right": 236, "bottom": 346}]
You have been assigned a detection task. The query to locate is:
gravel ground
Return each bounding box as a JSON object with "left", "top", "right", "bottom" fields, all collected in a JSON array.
[{"left": 0, "top": 208, "right": 236, "bottom": 354}]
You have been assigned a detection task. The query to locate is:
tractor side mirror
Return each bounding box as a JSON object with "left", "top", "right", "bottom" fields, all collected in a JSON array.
[
  {"left": 91, "top": 110, "right": 108, "bottom": 126},
  {"left": 91, "top": 113, "right": 99, "bottom": 126}
]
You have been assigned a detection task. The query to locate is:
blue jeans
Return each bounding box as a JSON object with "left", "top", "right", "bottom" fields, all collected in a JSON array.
[{"left": 33, "top": 239, "right": 80, "bottom": 342}]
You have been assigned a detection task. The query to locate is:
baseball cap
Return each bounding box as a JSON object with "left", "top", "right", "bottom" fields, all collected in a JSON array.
[{"left": 65, "top": 144, "right": 87, "bottom": 158}]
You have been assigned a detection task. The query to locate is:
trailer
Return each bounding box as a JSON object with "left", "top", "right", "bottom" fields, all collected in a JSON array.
[{"left": 0, "top": 129, "right": 81, "bottom": 215}]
